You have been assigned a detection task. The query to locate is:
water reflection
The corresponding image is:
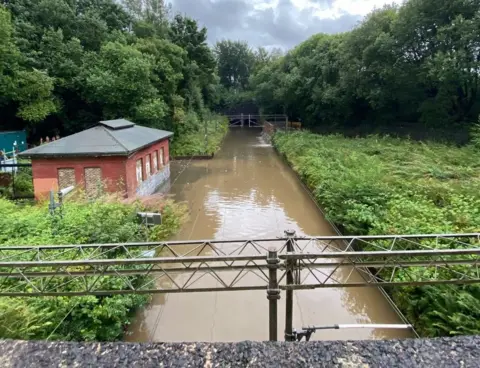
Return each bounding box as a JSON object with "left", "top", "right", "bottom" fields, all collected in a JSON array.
[{"left": 126, "top": 128, "right": 412, "bottom": 342}]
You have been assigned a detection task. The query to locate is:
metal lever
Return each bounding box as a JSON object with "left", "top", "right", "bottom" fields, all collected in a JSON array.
[{"left": 293, "top": 324, "right": 413, "bottom": 341}]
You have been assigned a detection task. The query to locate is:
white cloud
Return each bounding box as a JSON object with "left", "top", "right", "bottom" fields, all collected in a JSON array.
[
  {"left": 290, "top": 0, "right": 396, "bottom": 18},
  {"left": 169, "top": 0, "right": 397, "bottom": 49}
]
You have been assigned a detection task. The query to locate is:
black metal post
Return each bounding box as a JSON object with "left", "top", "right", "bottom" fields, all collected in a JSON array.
[
  {"left": 284, "top": 229, "right": 296, "bottom": 341},
  {"left": 267, "top": 247, "right": 280, "bottom": 341}
]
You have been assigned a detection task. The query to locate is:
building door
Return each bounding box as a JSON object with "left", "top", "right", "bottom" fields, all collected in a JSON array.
[
  {"left": 58, "top": 168, "right": 75, "bottom": 190},
  {"left": 84, "top": 167, "right": 102, "bottom": 197}
]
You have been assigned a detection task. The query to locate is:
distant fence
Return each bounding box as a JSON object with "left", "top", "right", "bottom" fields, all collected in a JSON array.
[{"left": 0, "top": 148, "right": 18, "bottom": 173}]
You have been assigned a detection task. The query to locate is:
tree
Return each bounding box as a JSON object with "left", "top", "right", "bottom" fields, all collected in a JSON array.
[
  {"left": 0, "top": 7, "right": 56, "bottom": 124},
  {"left": 248, "top": 0, "right": 480, "bottom": 137},
  {"left": 80, "top": 41, "right": 158, "bottom": 119},
  {"left": 169, "top": 14, "right": 217, "bottom": 110},
  {"left": 214, "top": 40, "right": 255, "bottom": 90}
]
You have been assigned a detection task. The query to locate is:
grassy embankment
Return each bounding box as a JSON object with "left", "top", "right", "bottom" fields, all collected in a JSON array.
[
  {"left": 170, "top": 113, "right": 228, "bottom": 157},
  {"left": 0, "top": 195, "right": 186, "bottom": 341},
  {"left": 274, "top": 131, "right": 480, "bottom": 337}
]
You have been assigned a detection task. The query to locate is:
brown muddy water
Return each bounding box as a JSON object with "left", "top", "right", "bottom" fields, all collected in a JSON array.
[{"left": 126, "top": 128, "right": 412, "bottom": 342}]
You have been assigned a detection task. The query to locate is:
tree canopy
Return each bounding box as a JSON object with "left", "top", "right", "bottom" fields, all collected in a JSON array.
[
  {"left": 0, "top": 0, "right": 219, "bottom": 141},
  {"left": 247, "top": 0, "right": 480, "bottom": 141},
  {"left": 0, "top": 0, "right": 479, "bottom": 143}
]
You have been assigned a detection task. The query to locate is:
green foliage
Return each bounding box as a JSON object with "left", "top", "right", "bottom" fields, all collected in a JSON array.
[
  {"left": 0, "top": 7, "right": 56, "bottom": 122},
  {"left": 214, "top": 40, "right": 256, "bottom": 90},
  {"left": 170, "top": 112, "right": 228, "bottom": 156},
  {"left": 249, "top": 0, "right": 480, "bottom": 141},
  {"left": 274, "top": 131, "right": 480, "bottom": 336},
  {"left": 0, "top": 196, "right": 185, "bottom": 341},
  {"left": 471, "top": 117, "right": 480, "bottom": 149},
  {"left": 1, "top": 1, "right": 220, "bottom": 145}
]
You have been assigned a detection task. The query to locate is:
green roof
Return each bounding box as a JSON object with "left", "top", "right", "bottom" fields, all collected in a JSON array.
[{"left": 19, "top": 120, "right": 173, "bottom": 158}]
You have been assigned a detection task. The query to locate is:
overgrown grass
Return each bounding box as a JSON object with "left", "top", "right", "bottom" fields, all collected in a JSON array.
[
  {"left": 0, "top": 195, "right": 186, "bottom": 341},
  {"left": 274, "top": 131, "right": 480, "bottom": 337},
  {"left": 170, "top": 112, "right": 228, "bottom": 157}
]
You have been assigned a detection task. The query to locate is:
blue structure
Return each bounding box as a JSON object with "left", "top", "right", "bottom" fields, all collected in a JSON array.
[{"left": 0, "top": 131, "right": 27, "bottom": 152}]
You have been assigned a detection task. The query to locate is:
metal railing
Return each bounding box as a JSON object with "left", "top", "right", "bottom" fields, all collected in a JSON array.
[
  {"left": 1, "top": 231, "right": 479, "bottom": 341},
  {"left": 227, "top": 114, "right": 288, "bottom": 128}
]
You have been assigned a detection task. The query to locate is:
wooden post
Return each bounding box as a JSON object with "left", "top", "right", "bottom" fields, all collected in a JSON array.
[
  {"left": 267, "top": 247, "right": 280, "bottom": 341},
  {"left": 284, "top": 229, "right": 296, "bottom": 341}
]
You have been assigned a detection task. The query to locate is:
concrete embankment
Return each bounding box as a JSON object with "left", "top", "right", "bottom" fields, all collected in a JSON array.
[{"left": 2, "top": 337, "right": 479, "bottom": 367}]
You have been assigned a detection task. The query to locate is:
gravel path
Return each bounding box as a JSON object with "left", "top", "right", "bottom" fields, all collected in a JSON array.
[{"left": 1, "top": 336, "right": 479, "bottom": 367}]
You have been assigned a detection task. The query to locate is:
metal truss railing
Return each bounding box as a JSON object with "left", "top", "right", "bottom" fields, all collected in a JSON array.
[
  {"left": 1, "top": 233, "right": 479, "bottom": 296},
  {"left": 1, "top": 232, "right": 479, "bottom": 340}
]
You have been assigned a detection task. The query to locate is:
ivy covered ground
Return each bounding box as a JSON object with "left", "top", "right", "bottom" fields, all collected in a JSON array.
[
  {"left": 274, "top": 131, "right": 480, "bottom": 337},
  {"left": 0, "top": 196, "right": 185, "bottom": 341}
]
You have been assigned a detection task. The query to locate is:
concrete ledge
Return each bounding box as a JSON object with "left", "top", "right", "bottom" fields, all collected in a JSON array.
[{"left": 1, "top": 336, "right": 479, "bottom": 367}]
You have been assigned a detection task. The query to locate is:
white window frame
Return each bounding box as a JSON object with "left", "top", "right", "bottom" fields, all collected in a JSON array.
[{"left": 136, "top": 158, "right": 143, "bottom": 183}]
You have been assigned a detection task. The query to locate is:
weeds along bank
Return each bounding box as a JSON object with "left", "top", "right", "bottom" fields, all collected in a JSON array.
[
  {"left": 170, "top": 114, "right": 228, "bottom": 157},
  {"left": 273, "top": 131, "right": 480, "bottom": 337},
  {"left": 0, "top": 196, "right": 186, "bottom": 341}
]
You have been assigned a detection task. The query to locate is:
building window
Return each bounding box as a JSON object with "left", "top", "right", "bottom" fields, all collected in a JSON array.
[
  {"left": 152, "top": 151, "right": 158, "bottom": 172},
  {"left": 160, "top": 147, "right": 164, "bottom": 166},
  {"left": 136, "top": 159, "right": 143, "bottom": 183},
  {"left": 57, "top": 168, "right": 75, "bottom": 190},
  {"left": 146, "top": 154, "right": 151, "bottom": 177},
  {"left": 84, "top": 167, "right": 102, "bottom": 198}
]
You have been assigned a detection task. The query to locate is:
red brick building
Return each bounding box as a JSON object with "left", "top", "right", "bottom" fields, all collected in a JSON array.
[{"left": 19, "top": 119, "right": 173, "bottom": 199}]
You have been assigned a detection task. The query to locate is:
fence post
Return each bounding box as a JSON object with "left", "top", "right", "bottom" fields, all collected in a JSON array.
[
  {"left": 241, "top": 113, "right": 244, "bottom": 127},
  {"left": 284, "top": 229, "right": 296, "bottom": 341},
  {"left": 267, "top": 247, "right": 280, "bottom": 341}
]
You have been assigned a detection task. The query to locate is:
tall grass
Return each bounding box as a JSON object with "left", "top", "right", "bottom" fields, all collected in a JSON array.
[{"left": 274, "top": 131, "right": 480, "bottom": 336}]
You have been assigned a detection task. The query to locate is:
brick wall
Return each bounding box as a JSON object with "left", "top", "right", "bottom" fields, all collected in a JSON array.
[
  {"left": 125, "top": 139, "right": 170, "bottom": 197},
  {"left": 31, "top": 156, "right": 127, "bottom": 200},
  {"left": 30, "top": 139, "right": 171, "bottom": 200}
]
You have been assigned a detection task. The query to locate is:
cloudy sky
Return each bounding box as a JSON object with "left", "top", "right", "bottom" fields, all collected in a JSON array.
[{"left": 167, "top": 0, "right": 398, "bottom": 49}]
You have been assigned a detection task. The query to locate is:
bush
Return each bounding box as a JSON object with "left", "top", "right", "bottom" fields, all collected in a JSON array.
[
  {"left": 0, "top": 195, "right": 185, "bottom": 341},
  {"left": 274, "top": 131, "right": 480, "bottom": 337},
  {"left": 0, "top": 167, "right": 34, "bottom": 199},
  {"left": 170, "top": 111, "right": 228, "bottom": 156}
]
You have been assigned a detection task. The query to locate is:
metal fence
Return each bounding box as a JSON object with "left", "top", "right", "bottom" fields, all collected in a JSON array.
[
  {"left": 227, "top": 114, "right": 288, "bottom": 128},
  {"left": 1, "top": 231, "right": 479, "bottom": 340}
]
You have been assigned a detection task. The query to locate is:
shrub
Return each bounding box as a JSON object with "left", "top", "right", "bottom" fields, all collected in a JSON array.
[
  {"left": 274, "top": 131, "right": 480, "bottom": 336},
  {"left": 170, "top": 111, "right": 228, "bottom": 156},
  {"left": 0, "top": 195, "right": 185, "bottom": 341}
]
